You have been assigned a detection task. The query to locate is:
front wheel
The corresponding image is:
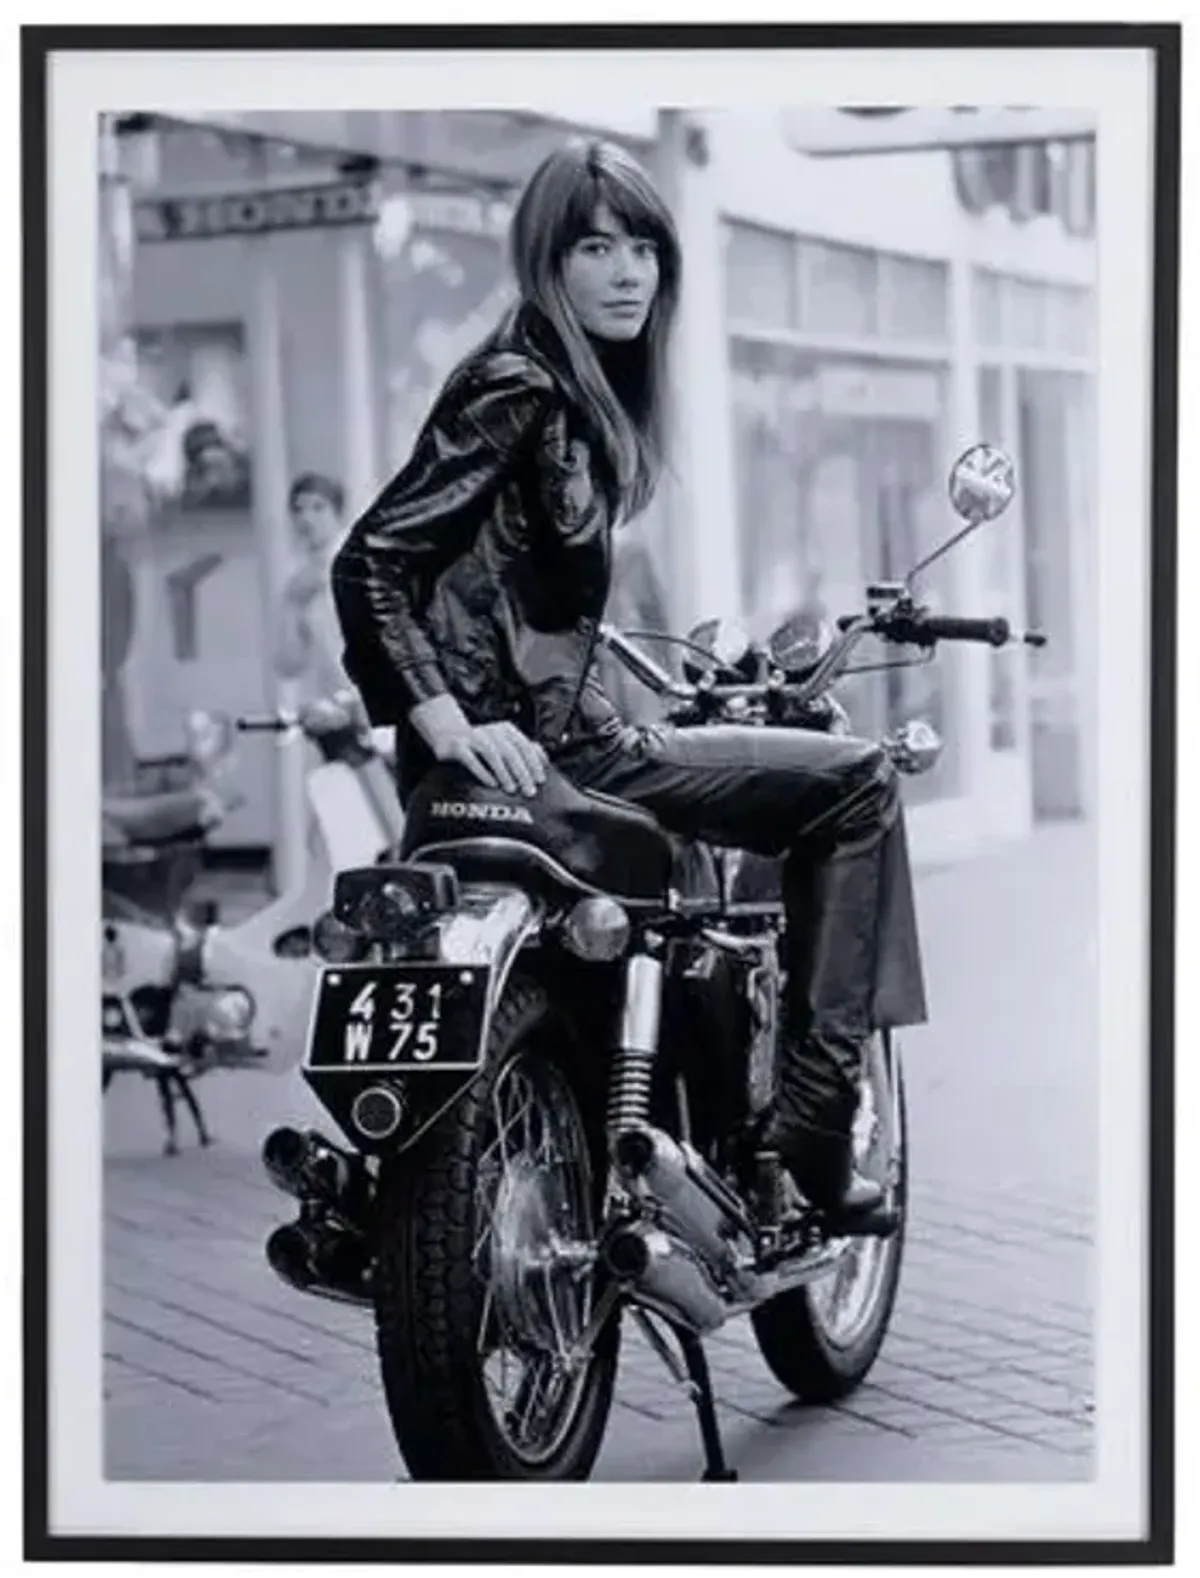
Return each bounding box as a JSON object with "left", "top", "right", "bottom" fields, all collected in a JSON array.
[
  {"left": 751, "top": 1032, "right": 908, "bottom": 1401},
  {"left": 372, "top": 979, "right": 618, "bottom": 1480}
]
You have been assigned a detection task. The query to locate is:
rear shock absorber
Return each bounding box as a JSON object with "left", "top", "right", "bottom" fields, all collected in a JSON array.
[{"left": 607, "top": 935, "right": 665, "bottom": 1145}]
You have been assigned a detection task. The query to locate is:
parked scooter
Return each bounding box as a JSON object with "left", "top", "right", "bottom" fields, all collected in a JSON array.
[{"left": 102, "top": 694, "right": 403, "bottom": 1153}]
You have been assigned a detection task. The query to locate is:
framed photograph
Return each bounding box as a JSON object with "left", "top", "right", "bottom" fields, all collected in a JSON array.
[{"left": 25, "top": 20, "right": 1178, "bottom": 1564}]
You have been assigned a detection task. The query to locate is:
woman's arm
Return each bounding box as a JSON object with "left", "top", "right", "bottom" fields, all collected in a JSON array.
[{"left": 335, "top": 351, "right": 555, "bottom": 713}]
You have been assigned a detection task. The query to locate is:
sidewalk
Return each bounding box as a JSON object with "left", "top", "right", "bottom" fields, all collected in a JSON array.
[{"left": 103, "top": 822, "right": 1096, "bottom": 1485}]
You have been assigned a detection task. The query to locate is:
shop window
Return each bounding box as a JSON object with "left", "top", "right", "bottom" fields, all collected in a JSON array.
[
  {"left": 796, "top": 240, "right": 879, "bottom": 338},
  {"left": 978, "top": 365, "right": 1018, "bottom": 752},
  {"left": 1046, "top": 283, "right": 1094, "bottom": 358},
  {"left": 724, "top": 221, "right": 796, "bottom": 330},
  {"left": 373, "top": 182, "right": 509, "bottom": 466},
  {"left": 1017, "top": 369, "right": 1094, "bottom": 818},
  {"left": 730, "top": 337, "right": 962, "bottom": 804},
  {"left": 879, "top": 253, "right": 950, "bottom": 342},
  {"left": 1007, "top": 278, "right": 1049, "bottom": 352},
  {"left": 972, "top": 268, "right": 1006, "bottom": 348}
]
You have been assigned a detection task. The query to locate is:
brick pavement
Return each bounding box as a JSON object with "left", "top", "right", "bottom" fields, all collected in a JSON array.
[{"left": 102, "top": 822, "right": 1096, "bottom": 1483}]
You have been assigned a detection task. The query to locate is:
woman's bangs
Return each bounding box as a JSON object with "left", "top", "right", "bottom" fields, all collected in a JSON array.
[
  {"left": 554, "top": 176, "right": 607, "bottom": 253},
  {"left": 554, "top": 166, "right": 673, "bottom": 256},
  {"left": 595, "top": 169, "right": 674, "bottom": 250}
]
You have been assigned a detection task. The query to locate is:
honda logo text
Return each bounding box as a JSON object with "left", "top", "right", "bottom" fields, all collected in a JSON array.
[{"left": 429, "top": 800, "right": 535, "bottom": 826}]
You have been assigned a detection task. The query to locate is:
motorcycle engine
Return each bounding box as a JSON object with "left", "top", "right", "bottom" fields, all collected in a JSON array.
[{"left": 656, "top": 938, "right": 773, "bottom": 1157}]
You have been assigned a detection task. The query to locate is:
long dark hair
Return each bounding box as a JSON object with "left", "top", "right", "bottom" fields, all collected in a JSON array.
[{"left": 507, "top": 139, "right": 681, "bottom": 519}]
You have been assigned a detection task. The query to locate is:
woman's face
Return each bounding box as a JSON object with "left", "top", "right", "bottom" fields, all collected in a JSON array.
[{"left": 560, "top": 203, "right": 660, "bottom": 342}]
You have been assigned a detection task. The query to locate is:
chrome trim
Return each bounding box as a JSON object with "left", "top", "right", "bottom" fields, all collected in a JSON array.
[
  {"left": 407, "top": 837, "right": 667, "bottom": 910},
  {"left": 619, "top": 953, "right": 663, "bottom": 1055}
]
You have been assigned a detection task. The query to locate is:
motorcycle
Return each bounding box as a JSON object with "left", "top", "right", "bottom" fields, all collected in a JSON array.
[
  {"left": 260, "top": 444, "right": 1043, "bottom": 1480},
  {"left": 102, "top": 694, "right": 404, "bottom": 1153}
]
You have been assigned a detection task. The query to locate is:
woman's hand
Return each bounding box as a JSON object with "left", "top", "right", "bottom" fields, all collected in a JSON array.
[{"left": 409, "top": 695, "right": 548, "bottom": 798}]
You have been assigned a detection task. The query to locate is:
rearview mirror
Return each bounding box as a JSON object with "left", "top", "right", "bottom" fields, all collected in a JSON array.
[
  {"left": 948, "top": 444, "right": 1016, "bottom": 524},
  {"left": 903, "top": 444, "right": 1017, "bottom": 590}
]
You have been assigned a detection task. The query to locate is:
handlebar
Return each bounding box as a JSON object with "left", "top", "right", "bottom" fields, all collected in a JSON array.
[
  {"left": 600, "top": 599, "right": 1047, "bottom": 716},
  {"left": 835, "top": 610, "right": 1045, "bottom": 648},
  {"left": 236, "top": 714, "right": 296, "bottom": 733}
]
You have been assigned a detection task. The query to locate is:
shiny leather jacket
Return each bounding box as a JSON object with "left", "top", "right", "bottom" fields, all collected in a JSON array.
[{"left": 331, "top": 307, "right": 624, "bottom": 767}]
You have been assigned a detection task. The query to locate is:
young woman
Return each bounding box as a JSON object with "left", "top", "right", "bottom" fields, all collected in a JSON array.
[{"left": 331, "top": 138, "right": 927, "bottom": 1221}]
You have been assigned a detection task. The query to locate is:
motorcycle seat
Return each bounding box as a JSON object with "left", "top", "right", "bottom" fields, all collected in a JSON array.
[
  {"left": 398, "top": 760, "right": 720, "bottom": 910},
  {"left": 101, "top": 787, "right": 212, "bottom": 848}
]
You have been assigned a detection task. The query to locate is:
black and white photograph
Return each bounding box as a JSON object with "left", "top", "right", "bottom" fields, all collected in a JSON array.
[{"left": 26, "top": 22, "right": 1177, "bottom": 1562}]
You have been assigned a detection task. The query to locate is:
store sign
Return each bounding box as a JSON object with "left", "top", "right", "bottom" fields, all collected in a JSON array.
[
  {"left": 783, "top": 107, "right": 1096, "bottom": 155},
  {"left": 135, "top": 179, "right": 380, "bottom": 242},
  {"left": 782, "top": 108, "right": 1097, "bottom": 237}
]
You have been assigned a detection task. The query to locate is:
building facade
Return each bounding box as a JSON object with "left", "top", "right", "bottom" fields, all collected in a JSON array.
[{"left": 108, "top": 107, "right": 1096, "bottom": 874}]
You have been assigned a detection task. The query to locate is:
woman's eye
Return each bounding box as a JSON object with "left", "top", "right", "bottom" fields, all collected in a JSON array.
[{"left": 632, "top": 240, "right": 658, "bottom": 260}]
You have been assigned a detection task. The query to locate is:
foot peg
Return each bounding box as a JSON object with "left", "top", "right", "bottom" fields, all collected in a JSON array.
[{"left": 821, "top": 1199, "right": 902, "bottom": 1239}]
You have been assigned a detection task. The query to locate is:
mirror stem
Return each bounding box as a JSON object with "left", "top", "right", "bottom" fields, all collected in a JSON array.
[{"left": 904, "top": 516, "right": 986, "bottom": 591}]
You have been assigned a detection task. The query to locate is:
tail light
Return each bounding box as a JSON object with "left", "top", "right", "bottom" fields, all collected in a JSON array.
[{"left": 333, "top": 863, "right": 460, "bottom": 942}]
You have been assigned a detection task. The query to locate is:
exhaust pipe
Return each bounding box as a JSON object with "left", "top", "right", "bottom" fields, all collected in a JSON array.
[
  {"left": 612, "top": 1123, "right": 751, "bottom": 1267},
  {"left": 265, "top": 1220, "right": 372, "bottom": 1307},
  {"left": 603, "top": 1222, "right": 729, "bottom": 1335},
  {"left": 262, "top": 1126, "right": 371, "bottom": 1226}
]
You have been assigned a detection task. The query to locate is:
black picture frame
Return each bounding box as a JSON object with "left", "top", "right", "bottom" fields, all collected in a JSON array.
[{"left": 22, "top": 20, "right": 1179, "bottom": 1564}]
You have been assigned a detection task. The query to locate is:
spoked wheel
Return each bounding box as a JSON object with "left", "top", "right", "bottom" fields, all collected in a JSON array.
[
  {"left": 752, "top": 1032, "right": 908, "bottom": 1401},
  {"left": 475, "top": 1049, "right": 602, "bottom": 1466},
  {"left": 373, "top": 981, "right": 618, "bottom": 1480}
]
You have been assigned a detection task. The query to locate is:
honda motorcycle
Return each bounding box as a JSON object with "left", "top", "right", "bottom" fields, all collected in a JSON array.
[
  {"left": 102, "top": 695, "right": 404, "bottom": 1151},
  {"left": 261, "top": 444, "right": 1043, "bottom": 1480}
]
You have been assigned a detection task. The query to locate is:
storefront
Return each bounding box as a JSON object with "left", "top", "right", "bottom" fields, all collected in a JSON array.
[
  {"left": 971, "top": 269, "right": 1097, "bottom": 822},
  {"left": 724, "top": 224, "right": 965, "bottom": 811},
  {"left": 701, "top": 114, "right": 1097, "bottom": 861},
  {"left": 106, "top": 107, "right": 1096, "bottom": 875}
]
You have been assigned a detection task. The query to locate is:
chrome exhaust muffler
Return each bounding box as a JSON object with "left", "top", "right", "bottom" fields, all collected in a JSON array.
[
  {"left": 605, "top": 1216, "right": 854, "bottom": 1334},
  {"left": 606, "top": 1120, "right": 861, "bottom": 1333},
  {"left": 611, "top": 1121, "right": 753, "bottom": 1269},
  {"left": 603, "top": 1222, "right": 729, "bottom": 1335}
]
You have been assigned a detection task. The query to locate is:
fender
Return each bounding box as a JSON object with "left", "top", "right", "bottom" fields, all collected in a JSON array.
[{"left": 301, "top": 883, "right": 544, "bottom": 1156}]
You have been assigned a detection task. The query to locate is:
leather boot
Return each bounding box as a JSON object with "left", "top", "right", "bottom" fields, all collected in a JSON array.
[
  {"left": 773, "top": 796, "right": 896, "bottom": 1226},
  {"left": 780, "top": 1117, "right": 897, "bottom": 1235}
]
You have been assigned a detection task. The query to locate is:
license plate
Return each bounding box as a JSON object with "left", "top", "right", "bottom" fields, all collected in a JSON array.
[{"left": 307, "top": 964, "right": 489, "bottom": 1072}]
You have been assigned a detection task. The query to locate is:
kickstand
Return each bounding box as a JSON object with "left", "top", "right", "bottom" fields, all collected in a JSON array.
[
  {"left": 630, "top": 1309, "right": 739, "bottom": 1481},
  {"left": 673, "top": 1325, "right": 739, "bottom": 1483}
]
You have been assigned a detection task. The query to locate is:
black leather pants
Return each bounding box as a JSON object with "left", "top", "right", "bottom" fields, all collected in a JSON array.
[{"left": 552, "top": 722, "right": 927, "bottom": 1182}]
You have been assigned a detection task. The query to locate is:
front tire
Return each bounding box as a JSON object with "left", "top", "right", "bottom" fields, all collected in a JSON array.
[
  {"left": 373, "top": 978, "right": 618, "bottom": 1480},
  {"left": 751, "top": 1032, "right": 908, "bottom": 1401}
]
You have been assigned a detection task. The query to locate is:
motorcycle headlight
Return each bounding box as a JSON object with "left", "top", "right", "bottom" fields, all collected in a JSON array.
[
  {"left": 559, "top": 896, "right": 631, "bottom": 963},
  {"left": 205, "top": 987, "right": 255, "bottom": 1039}
]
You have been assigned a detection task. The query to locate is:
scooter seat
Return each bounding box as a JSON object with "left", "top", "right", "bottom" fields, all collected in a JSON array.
[{"left": 102, "top": 787, "right": 213, "bottom": 847}]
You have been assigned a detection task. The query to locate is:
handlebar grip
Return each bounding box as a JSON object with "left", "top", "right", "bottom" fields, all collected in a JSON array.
[{"left": 919, "top": 615, "right": 1012, "bottom": 647}]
